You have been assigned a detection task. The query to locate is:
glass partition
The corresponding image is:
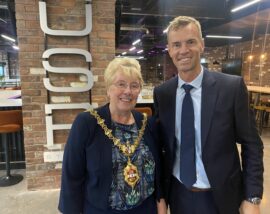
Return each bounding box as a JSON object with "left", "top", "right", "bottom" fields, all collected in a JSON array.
[{"left": 115, "top": 0, "right": 270, "bottom": 88}]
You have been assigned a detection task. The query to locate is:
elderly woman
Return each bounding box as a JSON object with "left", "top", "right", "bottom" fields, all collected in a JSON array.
[{"left": 58, "top": 57, "right": 166, "bottom": 214}]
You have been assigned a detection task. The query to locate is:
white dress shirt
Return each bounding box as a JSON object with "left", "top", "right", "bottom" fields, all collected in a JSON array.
[{"left": 173, "top": 66, "right": 211, "bottom": 188}]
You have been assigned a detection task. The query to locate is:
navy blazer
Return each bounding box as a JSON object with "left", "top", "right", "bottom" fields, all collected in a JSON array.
[
  {"left": 58, "top": 104, "right": 162, "bottom": 214},
  {"left": 153, "top": 68, "right": 264, "bottom": 214}
]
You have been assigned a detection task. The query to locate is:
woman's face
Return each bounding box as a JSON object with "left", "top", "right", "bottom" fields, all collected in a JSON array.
[{"left": 107, "top": 71, "right": 141, "bottom": 114}]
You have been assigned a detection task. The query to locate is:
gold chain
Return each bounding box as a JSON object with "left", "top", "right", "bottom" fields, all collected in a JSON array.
[{"left": 89, "top": 110, "right": 147, "bottom": 157}]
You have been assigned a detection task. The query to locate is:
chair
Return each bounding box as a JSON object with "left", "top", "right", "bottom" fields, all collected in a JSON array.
[
  {"left": 263, "top": 107, "right": 270, "bottom": 128},
  {"left": 0, "top": 110, "right": 23, "bottom": 187},
  {"left": 135, "top": 107, "right": 152, "bottom": 116},
  {"left": 253, "top": 105, "right": 267, "bottom": 135}
]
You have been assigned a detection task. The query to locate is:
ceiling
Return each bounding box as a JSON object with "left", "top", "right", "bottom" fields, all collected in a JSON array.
[
  {"left": 116, "top": 0, "right": 270, "bottom": 57},
  {"left": 0, "top": 0, "right": 16, "bottom": 53},
  {"left": 1, "top": 0, "right": 270, "bottom": 56}
]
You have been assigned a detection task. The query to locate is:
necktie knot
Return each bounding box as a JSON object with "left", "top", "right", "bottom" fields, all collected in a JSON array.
[{"left": 182, "top": 84, "right": 193, "bottom": 93}]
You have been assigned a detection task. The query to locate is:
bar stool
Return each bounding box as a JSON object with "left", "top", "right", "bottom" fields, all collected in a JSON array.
[
  {"left": 253, "top": 105, "right": 266, "bottom": 135},
  {"left": 135, "top": 107, "right": 152, "bottom": 116},
  {"left": 264, "top": 107, "right": 270, "bottom": 127},
  {"left": 0, "top": 110, "right": 23, "bottom": 187}
]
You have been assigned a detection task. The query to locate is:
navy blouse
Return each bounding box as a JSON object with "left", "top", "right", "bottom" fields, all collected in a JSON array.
[{"left": 109, "top": 121, "right": 155, "bottom": 210}]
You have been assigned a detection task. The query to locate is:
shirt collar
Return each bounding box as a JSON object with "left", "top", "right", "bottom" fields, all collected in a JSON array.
[{"left": 177, "top": 65, "right": 204, "bottom": 89}]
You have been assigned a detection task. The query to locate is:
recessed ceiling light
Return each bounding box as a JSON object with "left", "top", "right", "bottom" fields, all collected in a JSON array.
[
  {"left": 1, "top": 34, "right": 16, "bottom": 42},
  {"left": 0, "top": 18, "right": 7, "bottom": 23},
  {"left": 206, "top": 35, "right": 242, "bottom": 39},
  {"left": 0, "top": 5, "right": 8, "bottom": 9},
  {"left": 231, "top": 0, "right": 261, "bottom": 13},
  {"left": 129, "top": 47, "right": 136, "bottom": 51},
  {"left": 132, "top": 39, "right": 141, "bottom": 45},
  {"left": 131, "top": 8, "right": 141, "bottom": 11},
  {"left": 12, "top": 45, "right": 19, "bottom": 50}
]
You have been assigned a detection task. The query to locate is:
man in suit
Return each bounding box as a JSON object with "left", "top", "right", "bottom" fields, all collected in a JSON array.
[{"left": 153, "top": 16, "right": 263, "bottom": 214}]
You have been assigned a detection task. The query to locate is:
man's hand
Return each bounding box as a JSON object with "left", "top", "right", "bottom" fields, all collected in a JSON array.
[{"left": 240, "top": 200, "right": 260, "bottom": 214}]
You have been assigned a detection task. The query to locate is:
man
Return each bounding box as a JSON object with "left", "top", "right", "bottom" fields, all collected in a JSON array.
[{"left": 153, "top": 16, "right": 263, "bottom": 214}]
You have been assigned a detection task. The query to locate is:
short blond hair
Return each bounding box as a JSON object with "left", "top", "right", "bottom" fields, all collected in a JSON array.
[
  {"left": 104, "top": 57, "right": 143, "bottom": 88},
  {"left": 167, "top": 16, "right": 202, "bottom": 40}
]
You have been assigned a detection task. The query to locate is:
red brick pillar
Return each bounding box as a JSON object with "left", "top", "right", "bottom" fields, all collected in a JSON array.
[{"left": 15, "top": 0, "right": 115, "bottom": 190}]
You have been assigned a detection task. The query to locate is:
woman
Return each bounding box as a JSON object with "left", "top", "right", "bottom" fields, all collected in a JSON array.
[{"left": 58, "top": 57, "right": 166, "bottom": 214}]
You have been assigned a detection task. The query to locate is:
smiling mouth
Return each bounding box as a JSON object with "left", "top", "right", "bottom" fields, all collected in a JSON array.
[
  {"left": 120, "top": 97, "right": 132, "bottom": 102},
  {"left": 179, "top": 58, "right": 191, "bottom": 63}
]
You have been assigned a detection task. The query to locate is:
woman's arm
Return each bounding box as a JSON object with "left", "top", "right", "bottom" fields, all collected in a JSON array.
[{"left": 58, "top": 113, "right": 92, "bottom": 213}]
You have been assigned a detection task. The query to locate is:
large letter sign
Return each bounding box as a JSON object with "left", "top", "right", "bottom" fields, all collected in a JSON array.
[
  {"left": 42, "top": 48, "right": 93, "bottom": 92},
  {"left": 39, "top": 1, "right": 94, "bottom": 152},
  {"left": 39, "top": 1, "right": 92, "bottom": 36}
]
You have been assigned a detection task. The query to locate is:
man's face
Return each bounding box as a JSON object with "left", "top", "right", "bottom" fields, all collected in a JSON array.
[{"left": 167, "top": 23, "right": 204, "bottom": 76}]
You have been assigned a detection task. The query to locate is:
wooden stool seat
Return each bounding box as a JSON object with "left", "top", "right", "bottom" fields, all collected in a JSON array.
[
  {"left": 0, "top": 124, "right": 21, "bottom": 133},
  {"left": 0, "top": 110, "right": 24, "bottom": 187},
  {"left": 134, "top": 107, "right": 152, "bottom": 116}
]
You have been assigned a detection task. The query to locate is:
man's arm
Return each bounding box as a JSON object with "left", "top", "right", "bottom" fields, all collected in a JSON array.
[{"left": 234, "top": 78, "right": 264, "bottom": 209}]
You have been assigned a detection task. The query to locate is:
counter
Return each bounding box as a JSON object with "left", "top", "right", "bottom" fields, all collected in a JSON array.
[
  {"left": 247, "top": 86, "right": 270, "bottom": 94},
  {"left": 0, "top": 90, "right": 22, "bottom": 107},
  {"left": 0, "top": 99, "right": 22, "bottom": 107}
]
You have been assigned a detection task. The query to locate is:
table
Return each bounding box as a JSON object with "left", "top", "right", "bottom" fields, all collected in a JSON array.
[
  {"left": 0, "top": 99, "right": 22, "bottom": 107},
  {"left": 247, "top": 86, "right": 270, "bottom": 135},
  {"left": 0, "top": 90, "right": 22, "bottom": 107},
  {"left": 0, "top": 90, "right": 21, "bottom": 99},
  {"left": 247, "top": 86, "right": 270, "bottom": 94}
]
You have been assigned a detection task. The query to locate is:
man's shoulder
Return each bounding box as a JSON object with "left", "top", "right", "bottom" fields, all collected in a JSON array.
[
  {"left": 205, "top": 69, "right": 242, "bottom": 82},
  {"left": 155, "top": 76, "right": 177, "bottom": 91}
]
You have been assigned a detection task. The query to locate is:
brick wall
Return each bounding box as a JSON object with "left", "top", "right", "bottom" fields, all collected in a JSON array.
[
  {"left": 204, "top": 34, "right": 270, "bottom": 86},
  {"left": 15, "top": 0, "right": 115, "bottom": 190},
  {"left": 232, "top": 35, "right": 270, "bottom": 86}
]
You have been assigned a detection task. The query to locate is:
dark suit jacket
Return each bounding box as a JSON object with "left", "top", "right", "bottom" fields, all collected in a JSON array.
[
  {"left": 153, "top": 68, "right": 263, "bottom": 214},
  {"left": 58, "top": 104, "right": 162, "bottom": 214}
]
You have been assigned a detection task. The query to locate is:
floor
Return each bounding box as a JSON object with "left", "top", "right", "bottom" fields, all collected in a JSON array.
[
  {"left": 0, "top": 129, "right": 270, "bottom": 214},
  {"left": 0, "top": 169, "right": 60, "bottom": 214}
]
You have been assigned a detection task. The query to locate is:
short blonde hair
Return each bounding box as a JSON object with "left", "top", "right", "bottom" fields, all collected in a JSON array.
[
  {"left": 167, "top": 16, "right": 202, "bottom": 40},
  {"left": 104, "top": 57, "right": 144, "bottom": 88}
]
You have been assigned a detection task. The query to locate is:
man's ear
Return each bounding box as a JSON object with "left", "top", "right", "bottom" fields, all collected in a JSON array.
[
  {"left": 167, "top": 44, "right": 173, "bottom": 58},
  {"left": 200, "top": 38, "right": 205, "bottom": 53},
  {"left": 106, "top": 88, "right": 110, "bottom": 99}
]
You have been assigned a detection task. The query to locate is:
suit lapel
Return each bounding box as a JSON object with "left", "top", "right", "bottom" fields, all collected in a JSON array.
[
  {"left": 166, "top": 77, "right": 178, "bottom": 150},
  {"left": 201, "top": 69, "right": 218, "bottom": 149}
]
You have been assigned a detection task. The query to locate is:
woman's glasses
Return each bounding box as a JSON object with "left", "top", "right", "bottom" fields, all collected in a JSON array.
[{"left": 113, "top": 81, "right": 141, "bottom": 92}]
